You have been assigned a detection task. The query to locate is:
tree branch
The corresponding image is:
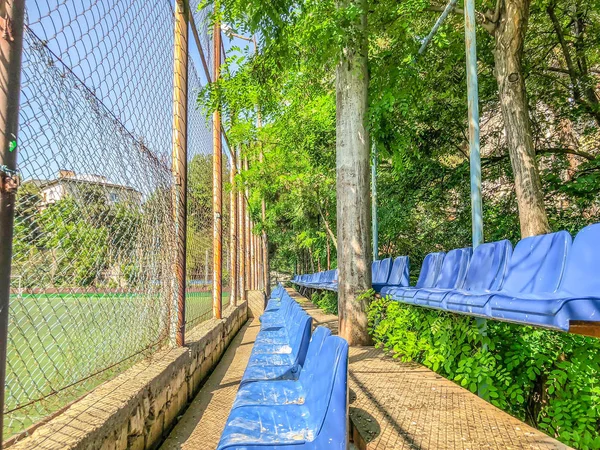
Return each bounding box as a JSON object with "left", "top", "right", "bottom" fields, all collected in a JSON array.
[
  {"left": 537, "top": 147, "right": 596, "bottom": 160},
  {"left": 483, "top": 147, "right": 596, "bottom": 165},
  {"left": 547, "top": 2, "right": 581, "bottom": 101},
  {"left": 317, "top": 203, "right": 338, "bottom": 250},
  {"left": 427, "top": 3, "right": 496, "bottom": 34}
]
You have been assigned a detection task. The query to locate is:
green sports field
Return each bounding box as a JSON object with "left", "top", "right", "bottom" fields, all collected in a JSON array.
[{"left": 4, "top": 290, "right": 230, "bottom": 437}]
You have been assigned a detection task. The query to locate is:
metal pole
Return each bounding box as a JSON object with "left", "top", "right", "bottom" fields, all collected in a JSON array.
[
  {"left": 171, "top": 0, "right": 189, "bottom": 346},
  {"left": 371, "top": 141, "right": 379, "bottom": 261},
  {"left": 238, "top": 148, "right": 246, "bottom": 302},
  {"left": 464, "top": 0, "right": 483, "bottom": 248},
  {"left": 205, "top": 249, "right": 209, "bottom": 286},
  {"left": 254, "top": 226, "right": 258, "bottom": 290},
  {"left": 244, "top": 158, "right": 251, "bottom": 289},
  {"left": 418, "top": 0, "right": 458, "bottom": 55},
  {"left": 260, "top": 235, "right": 264, "bottom": 290},
  {"left": 0, "top": 0, "right": 25, "bottom": 440},
  {"left": 0, "top": 0, "right": 25, "bottom": 443},
  {"left": 464, "top": 0, "right": 487, "bottom": 396},
  {"left": 229, "top": 153, "right": 238, "bottom": 306},
  {"left": 250, "top": 221, "right": 255, "bottom": 290},
  {"left": 212, "top": 13, "right": 223, "bottom": 319},
  {"left": 256, "top": 234, "right": 260, "bottom": 290}
]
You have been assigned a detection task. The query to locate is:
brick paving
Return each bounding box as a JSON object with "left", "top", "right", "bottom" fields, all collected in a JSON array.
[
  {"left": 160, "top": 289, "right": 570, "bottom": 450},
  {"left": 288, "top": 288, "right": 570, "bottom": 450},
  {"left": 160, "top": 319, "right": 260, "bottom": 450}
]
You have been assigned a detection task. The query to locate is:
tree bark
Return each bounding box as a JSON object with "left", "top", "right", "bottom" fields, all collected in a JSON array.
[
  {"left": 493, "top": 0, "right": 550, "bottom": 237},
  {"left": 336, "top": 0, "right": 372, "bottom": 345}
]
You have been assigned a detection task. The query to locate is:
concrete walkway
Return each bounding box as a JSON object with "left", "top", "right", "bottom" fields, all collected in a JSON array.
[{"left": 160, "top": 319, "right": 260, "bottom": 450}]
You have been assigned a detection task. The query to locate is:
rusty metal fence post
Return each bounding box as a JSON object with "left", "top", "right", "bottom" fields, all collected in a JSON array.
[
  {"left": 229, "top": 152, "right": 238, "bottom": 306},
  {"left": 172, "top": 0, "right": 189, "bottom": 347},
  {"left": 0, "top": 0, "right": 25, "bottom": 442},
  {"left": 238, "top": 148, "right": 246, "bottom": 302},
  {"left": 244, "top": 158, "right": 251, "bottom": 290},
  {"left": 250, "top": 221, "right": 255, "bottom": 289},
  {"left": 212, "top": 12, "right": 223, "bottom": 320}
]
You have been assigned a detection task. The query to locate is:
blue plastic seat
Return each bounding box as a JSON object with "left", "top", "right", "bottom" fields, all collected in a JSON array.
[
  {"left": 489, "top": 224, "right": 600, "bottom": 331},
  {"left": 382, "top": 252, "right": 445, "bottom": 301},
  {"left": 371, "top": 260, "right": 381, "bottom": 282},
  {"left": 441, "top": 239, "right": 514, "bottom": 315},
  {"left": 218, "top": 336, "right": 348, "bottom": 450},
  {"left": 323, "top": 269, "right": 339, "bottom": 291},
  {"left": 254, "top": 308, "right": 309, "bottom": 346},
  {"left": 372, "top": 257, "right": 392, "bottom": 286},
  {"left": 260, "top": 298, "right": 296, "bottom": 328},
  {"left": 410, "top": 248, "right": 472, "bottom": 308},
  {"left": 315, "top": 269, "right": 337, "bottom": 290},
  {"left": 444, "top": 234, "right": 566, "bottom": 317},
  {"left": 233, "top": 327, "right": 332, "bottom": 409},
  {"left": 246, "top": 315, "right": 312, "bottom": 367},
  {"left": 373, "top": 256, "right": 409, "bottom": 293},
  {"left": 264, "top": 291, "right": 290, "bottom": 313}
]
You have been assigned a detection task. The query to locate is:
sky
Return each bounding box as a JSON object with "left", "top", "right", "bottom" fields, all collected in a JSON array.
[{"left": 18, "top": 0, "right": 248, "bottom": 195}]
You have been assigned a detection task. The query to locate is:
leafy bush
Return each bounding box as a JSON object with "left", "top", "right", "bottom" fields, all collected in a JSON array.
[
  {"left": 368, "top": 297, "right": 600, "bottom": 449},
  {"left": 311, "top": 290, "right": 338, "bottom": 315}
]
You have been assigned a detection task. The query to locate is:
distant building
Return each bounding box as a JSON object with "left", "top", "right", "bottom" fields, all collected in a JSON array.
[{"left": 36, "top": 170, "right": 142, "bottom": 207}]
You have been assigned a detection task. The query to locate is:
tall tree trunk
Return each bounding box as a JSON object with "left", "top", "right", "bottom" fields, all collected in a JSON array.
[
  {"left": 493, "top": 0, "right": 550, "bottom": 237},
  {"left": 336, "top": 0, "right": 372, "bottom": 346}
]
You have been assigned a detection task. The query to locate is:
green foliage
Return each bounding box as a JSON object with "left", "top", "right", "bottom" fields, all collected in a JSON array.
[
  {"left": 368, "top": 297, "right": 600, "bottom": 449},
  {"left": 200, "top": 0, "right": 600, "bottom": 280},
  {"left": 202, "top": 3, "right": 600, "bottom": 445},
  {"left": 311, "top": 290, "right": 338, "bottom": 315},
  {"left": 12, "top": 183, "right": 153, "bottom": 289}
]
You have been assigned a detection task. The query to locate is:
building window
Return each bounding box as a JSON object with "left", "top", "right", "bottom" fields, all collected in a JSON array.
[{"left": 109, "top": 193, "right": 119, "bottom": 203}]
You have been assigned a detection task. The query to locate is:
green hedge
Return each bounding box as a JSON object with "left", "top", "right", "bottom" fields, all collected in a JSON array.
[
  {"left": 310, "top": 291, "right": 338, "bottom": 315},
  {"left": 368, "top": 297, "right": 600, "bottom": 449}
]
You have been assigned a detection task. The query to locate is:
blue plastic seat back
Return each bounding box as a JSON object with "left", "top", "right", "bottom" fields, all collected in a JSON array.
[
  {"left": 501, "top": 231, "right": 572, "bottom": 294},
  {"left": 276, "top": 297, "right": 298, "bottom": 321},
  {"left": 290, "top": 315, "right": 313, "bottom": 362},
  {"left": 285, "top": 307, "right": 305, "bottom": 332},
  {"left": 299, "top": 327, "right": 332, "bottom": 383},
  {"left": 557, "top": 223, "right": 600, "bottom": 296},
  {"left": 371, "top": 260, "right": 381, "bottom": 281},
  {"left": 304, "top": 336, "right": 349, "bottom": 437},
  {"left": 434, "top": 248, "right": 471, "bottom": 289},
  {"left": 415, "top": 252, "right": 446, "bottom": 288},
  {"left": 462, "top": 240, "right": 513, "bottom": 292},
  {"left": 373, "top": 257, "right": 393, "bottom": 284},
  {"left": 386, "top": 256, "right": 410, "bottom": 287}
]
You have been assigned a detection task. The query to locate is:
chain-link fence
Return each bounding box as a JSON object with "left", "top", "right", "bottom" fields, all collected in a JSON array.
[
  {"left": 184, "top": 0, "right": 232, "bottom": 328},
  {"left": 3, "top": 0, "right": 230, "bottom": 441}
]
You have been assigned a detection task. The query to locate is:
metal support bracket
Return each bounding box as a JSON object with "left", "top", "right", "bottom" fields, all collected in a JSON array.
[{"left": 0, "top": 165, "right": 19, "bottom": 193}]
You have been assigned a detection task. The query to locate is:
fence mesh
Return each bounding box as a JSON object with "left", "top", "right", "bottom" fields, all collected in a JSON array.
[{"left": 5, "top": 0, "right": 219, "bottom": 440}]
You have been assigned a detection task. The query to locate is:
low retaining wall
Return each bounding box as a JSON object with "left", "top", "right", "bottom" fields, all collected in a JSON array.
[{"left": 8, "top": 301, "right": 248, "bottom": 450}]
